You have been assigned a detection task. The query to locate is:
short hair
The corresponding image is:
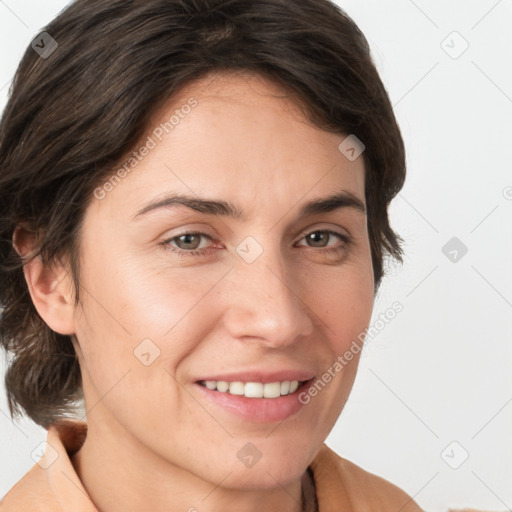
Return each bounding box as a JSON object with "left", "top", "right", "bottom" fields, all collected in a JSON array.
[{"left": 0, "top": 0, "right": 406, "bottom": 428}]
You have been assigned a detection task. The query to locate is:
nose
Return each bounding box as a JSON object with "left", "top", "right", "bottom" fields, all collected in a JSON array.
[{"left": 221, "top": 243, "right": 315, "bottom": 349}]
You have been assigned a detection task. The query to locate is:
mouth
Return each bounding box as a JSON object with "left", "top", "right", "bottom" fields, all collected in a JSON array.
[
  {"left": 194, "top": 378, "right": 315, "bottom": 423},
  {"left": 196, "top": 378, "right": 312, "bottom": 398}
]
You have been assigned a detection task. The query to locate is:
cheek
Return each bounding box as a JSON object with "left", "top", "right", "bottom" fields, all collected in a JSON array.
[
  {"left": 332, "top": 280, "right": 374, "bottom": 349},
  {"left": 307, "top": 256, "right": 374, "bottom": 347},
  {"left": 113, "top": 261, "right": 233, "bottom": 343},
  {"left": 73, "top": 249, "right": 230, "bottom": 373}
]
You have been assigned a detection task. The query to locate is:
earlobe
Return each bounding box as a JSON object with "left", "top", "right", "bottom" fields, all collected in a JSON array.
[{"left": 12, "top": 225, "right": 76, "bottom": 336}]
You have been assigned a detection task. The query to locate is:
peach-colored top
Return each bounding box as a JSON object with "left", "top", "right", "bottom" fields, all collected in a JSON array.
[{"left": 1, "top": 420, "right": 423, "bottom": 511}]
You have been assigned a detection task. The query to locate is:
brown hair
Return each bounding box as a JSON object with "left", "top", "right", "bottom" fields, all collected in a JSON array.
[{"left": 0, "top": 0, "right": 405, "bottom": 428}]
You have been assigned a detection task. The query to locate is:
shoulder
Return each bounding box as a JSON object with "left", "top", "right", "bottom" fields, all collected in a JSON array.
[
  {"left": 1, "top": 420, "right": 90, "bottom": 512},
  {"left": 310, "top": 443, "right": 423, "bottom": 511},
  {"left": 0, "top": 464, "right": 59, "bottom": 511},
  {"left": 336, "top": 455, "right": 423, "bottom": 511}
]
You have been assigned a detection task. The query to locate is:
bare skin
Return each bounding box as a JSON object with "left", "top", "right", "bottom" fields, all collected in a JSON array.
[{"left": 15, "top": 71, "right": 374, "bottom": 512}]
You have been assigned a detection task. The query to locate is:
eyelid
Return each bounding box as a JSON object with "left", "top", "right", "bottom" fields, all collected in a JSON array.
[
  {"left": 164, "top": 230, "right": 217, "bottom": 252},
  {"left": 294, "top": 229, "right": 350, "bottom": 253},
  {"left": 296, "top": 224, "right": 349, "bottom": 240},
  {"left": 162, "top": 226, "right": 350, "bottom": 257}
]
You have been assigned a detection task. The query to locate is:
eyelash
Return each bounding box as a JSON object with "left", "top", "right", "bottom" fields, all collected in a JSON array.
[{"left": 161, "top": 229, "right": 350, "bottom": 257}]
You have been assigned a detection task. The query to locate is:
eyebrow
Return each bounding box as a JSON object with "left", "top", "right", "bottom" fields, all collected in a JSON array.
[{"left": 132, "top": 189, "right": 366, "bottom": 222}]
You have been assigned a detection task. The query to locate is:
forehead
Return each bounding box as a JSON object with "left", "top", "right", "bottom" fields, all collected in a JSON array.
[{"left": 89, "top": 71, "right": 366, "bottom": 220}]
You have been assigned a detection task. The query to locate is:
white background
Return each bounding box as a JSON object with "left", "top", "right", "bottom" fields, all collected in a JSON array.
[{"left": 1, "top": 1, "right": 511, "bottom": 510}]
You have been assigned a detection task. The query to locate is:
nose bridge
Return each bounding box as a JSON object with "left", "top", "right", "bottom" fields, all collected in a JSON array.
[{"left": 222, "top": 237, "right": 315, "bottom": 346}]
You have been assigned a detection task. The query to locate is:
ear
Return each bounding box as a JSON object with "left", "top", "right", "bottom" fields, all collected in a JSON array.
[{"left": 12, "top": 225, "right": 76, "bottom": 335}]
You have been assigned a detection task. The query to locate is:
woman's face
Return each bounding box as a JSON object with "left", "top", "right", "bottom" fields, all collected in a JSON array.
[{"left": 72, "top": 71, "right": 374, "bottom": 489}]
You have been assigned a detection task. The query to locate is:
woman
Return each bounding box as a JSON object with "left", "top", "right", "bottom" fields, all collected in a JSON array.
[{"left": 0, "top": 0, "right": 422, "bottom": 510}]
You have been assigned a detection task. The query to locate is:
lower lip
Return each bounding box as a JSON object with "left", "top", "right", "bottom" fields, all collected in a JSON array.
[{"left": 194, "top": 380, "right": 313, "bottom": 423}]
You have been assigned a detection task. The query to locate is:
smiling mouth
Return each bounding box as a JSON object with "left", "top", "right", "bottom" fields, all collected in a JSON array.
[{"left": 197, "top": 379, "right": 312, "bottom": 399}]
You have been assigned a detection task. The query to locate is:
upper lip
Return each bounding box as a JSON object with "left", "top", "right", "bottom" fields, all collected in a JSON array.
[{"left": 195, "top": 370, "right": 316, "bottom": 384}]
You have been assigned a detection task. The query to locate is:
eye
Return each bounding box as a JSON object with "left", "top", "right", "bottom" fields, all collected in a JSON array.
[
  {"left": 162, "top": 231, "right": 216, "bottom": 256},
  {"left": 162, "top": 229, "right": 349, "bottom": 257},
  {"left": 296, "top": 229, "right": 350, "bottom": 253}
]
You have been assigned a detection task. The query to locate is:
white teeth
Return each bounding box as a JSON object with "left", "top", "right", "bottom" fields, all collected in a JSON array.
[
  {"left": 228, "top": 381, "right": 245, "bottom": 395},
  {"left": 216, "top": 381, "right": 229, "bottom": 392},
  {"left": 201, "top": 380, "right": 303, "bottom": 398},
  {"left": 244, "top": 382, "right": 263, "bottom": 397},
  {"left": 263, "top": 382, "right": 281, "bottom": 398}
]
